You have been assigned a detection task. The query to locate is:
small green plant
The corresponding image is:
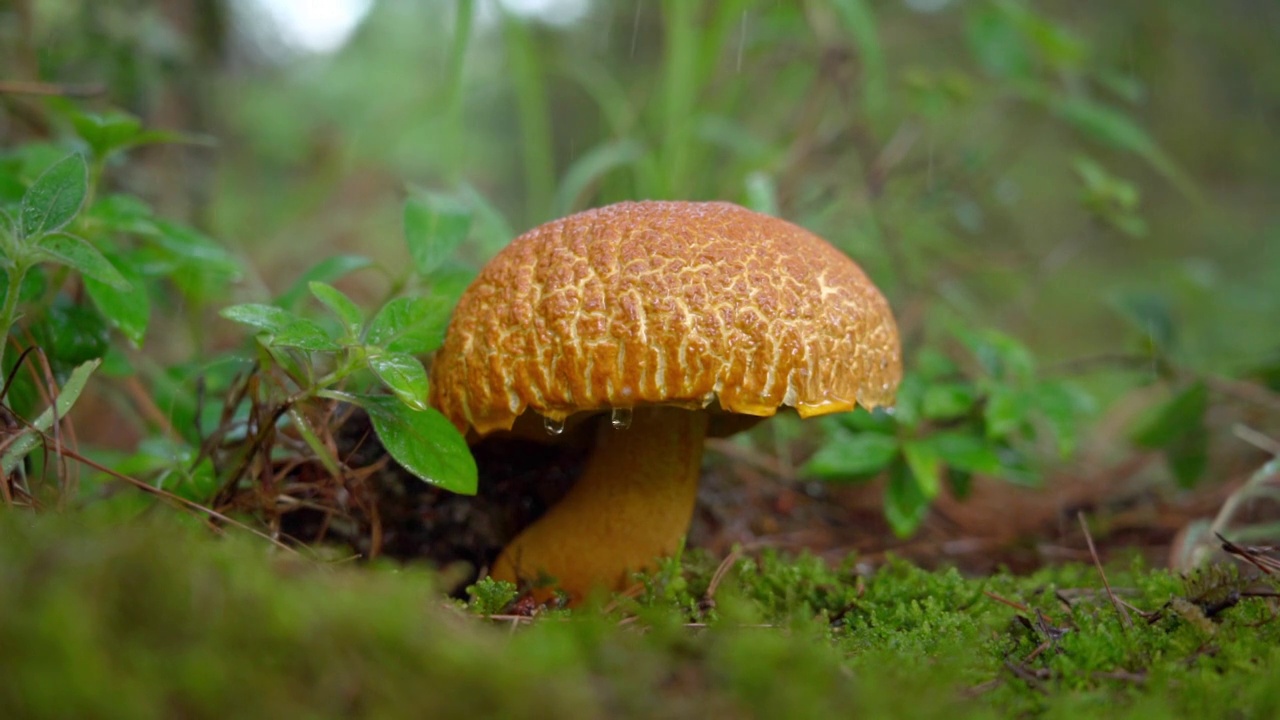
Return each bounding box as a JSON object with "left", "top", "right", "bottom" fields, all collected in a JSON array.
[
  {"left": 804, "top": 328, "right": 1093, "bottom": 536},
  {"left": 216, "top": 190, "right": 477, "bottom": 495},
  {"left": 466, "top": 577, "right": 519, "bottom": 615},
  {"left": 1, "top": 108, "right": 237, "bottom": 503}
]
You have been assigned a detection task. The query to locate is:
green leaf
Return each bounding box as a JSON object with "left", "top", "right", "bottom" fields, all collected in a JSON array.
[
  {"left": 20, "top": 154, "right": 88, "bottom": 239},
  {"left": 84, "top": 255, "right": 149, "bottom": 346},
  {"left": 922, "top": 382, "right": 978, "bottom": 421},
  {"left": 30, "top": 301, "right": 109, "bottom": 369},
  {"left": 553, "top": 139, "right": 646, "bottom": 217},
  {"left": 744, "top": 172, "right": 779, "bottom": 216},
  {"left": 457, "top": 182, "right": 516, "bottom": 258},
  {"left": 1112, "top": 291, "right": 1176, "bottom": 354},
  {"left": 309, "top": 281, "right": 363, "bottom": 335},
  {"left": 87, "top": 194, "right": 158, "bottom": 234},
  {"left": 69, "top": 110, "right": 143, "bottom": 159},
  {"left": 367, "top": 350, "right": 430, "bottom": 411},
  {"left": 359, "top": 394, "right": 477, "bottom": 494},
  {"left": 959, "top": 328, "right": 1035, "bottom": 382},
  {"left": 887, "top": 373, "right": 925, "bottom": 430},
  {"left": 69, "top": 109, "right": 214, "bottom": 159},
  {"left": 276, "top": 254, "right": 374, "bottom": 310},
  {"left": 1130, "top": 381, "right": 1208, "bottom": 450},
  {"left": 403, "top": 192, "right": 471, "bottom": 277},
  {"left": 0, "top": 266, "right": 47, "bottom": 304},
  {"left": 965, "top": 4, "right": 1032, "bottom": 79},
  {"left": 947, "top": 469, "right": 973, "bottom": 500},
  {"left": 1166, "top": 428, "right": 1208, "bottom": 488},
  {"left": 1018, "top": 86, "right": 1197, "bottom": 198},
  {"left": 914, "top": 348, "right": 960, "bottom": 381},
  {"left": 150, "top": 220, "right": 243, "bottom": 278},
  {"left": 984, "top": 385, "right": 1028, "bottom": 440},
  {"left": 902, "top": 439, "right": 942, "bottom": 500},
  {"left": 219, "top": 304, "right": 337, "bottom": 351},
  {"left": 925, "top": 431, "right": 1005, "bottom": 475},
  {"left": 365, "top": 295, "right": 454, "bottom": 354},
  {"left": 1033, "top": 380, "right": 1092, "bottom": 457},
  {"left": 1, "top": 358, "right": 100, "bottom": 474},
  {"left": 266, "top": 323, "right": 339, "bottom": 352},
  {"left": 34, "top": 233, "right": 131, "bottom": 289},
  {"left": 804, "top": 430, "right": 901, "bottom": 479},
  {"left": 220, "top": 303, "right": 304, "bottom": 333},
  {"left": 884, "top": 458, "right": 928, "bottom": 538}
]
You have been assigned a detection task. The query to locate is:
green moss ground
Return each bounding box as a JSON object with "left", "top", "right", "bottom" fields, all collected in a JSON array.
[{"left": 2, "top": 514, "right": 1277, "bottom": 719}]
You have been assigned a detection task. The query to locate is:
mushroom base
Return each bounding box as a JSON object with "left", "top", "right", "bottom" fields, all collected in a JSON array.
[{"left": 490, "top": 406, "right": 708, "bottom": 603}]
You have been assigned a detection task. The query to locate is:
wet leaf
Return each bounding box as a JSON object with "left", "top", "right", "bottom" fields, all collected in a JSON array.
[
  {"left": 35, "top": 233, "right": 131, "bottom": 289},
  {"left": 276, "top": 254, "right": 373, "bottom": 310},
  {"left": 367, "top": 350, "right": 430, "bottom": 411},
  {"left": 359, "top": 394, "right": 477, "bottom": 495},
  {"left": 804, "top": 430, "right": 900, "bottom": 479},
  {"left": 309, "top": 281, "right": 363, "bottom": 336},
  {"left": 84, "top": 255, "right": 149, "bottom": 346},
  {"left": 219, "top": 304, "right": 337, "bottom": 351},
  {"left": 20, "top": 154, "right": 87, "bottom": 239},
  {"left": 366, "top": 295, "right": 453, "bottom": 354}
]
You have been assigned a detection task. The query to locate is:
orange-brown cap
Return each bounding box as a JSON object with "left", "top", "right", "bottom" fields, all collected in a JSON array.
[{"left": 430, "top": 200, "right": 901, "bottom": 436}]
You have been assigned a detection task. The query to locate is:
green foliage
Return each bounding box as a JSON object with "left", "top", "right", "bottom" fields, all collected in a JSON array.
[
  {"left": 218, "top": 200, "right": 476, "bottom": 495},
  {"left": 0, "top": 105, "right": 475, "bottom": 511},
  {"left": 466, "top": 577, "right": 520, "bottom": 615},
  {"left": 804, "top": 330, "right": 1094, "bottom": 536}
]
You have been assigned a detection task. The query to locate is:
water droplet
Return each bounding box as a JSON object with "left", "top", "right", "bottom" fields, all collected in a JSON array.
[
  {"left": 610, "top": 407, "right": 633, "bottom": 430},
  {"left": 543, "top": 416, "right": 565, "bottom": 436}
]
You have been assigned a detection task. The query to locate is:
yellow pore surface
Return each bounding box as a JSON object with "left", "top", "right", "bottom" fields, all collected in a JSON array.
[{"left": 430, "top": 201, "right": 902, "bottom": 436}]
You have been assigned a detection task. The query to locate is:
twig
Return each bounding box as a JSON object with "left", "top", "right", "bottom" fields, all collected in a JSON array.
[
  {"left": 1232, "top": 423, "right": 1280, "bottom": 456},
  {"left": 57, "top": 445, "right": 298, "bottom": 554},
  {"left": 1078, "top": 510, "right": 1133, "bottom": 629},
  {"left": 699, "top": 548, "right": 743, "bottom": 612},
  {"left": 983, "top": 590, "right": 1032, "bottom": 614},
  {"left": 0, "top": 79, "right": 106, "bottom": 97},
  {"left": 1217, "top": 533, "right": 1280, "bottom": 576}
]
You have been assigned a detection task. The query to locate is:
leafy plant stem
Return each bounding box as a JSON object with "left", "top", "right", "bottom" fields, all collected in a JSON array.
[{"left": 0, "top": 259, "right": 33, "bottom": 372}]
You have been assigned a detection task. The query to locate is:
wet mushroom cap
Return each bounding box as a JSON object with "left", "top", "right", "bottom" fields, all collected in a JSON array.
[{"left": 429, "top": 200, "right": 902, "bottom": 435}]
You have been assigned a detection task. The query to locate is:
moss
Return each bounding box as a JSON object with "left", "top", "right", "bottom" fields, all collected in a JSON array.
[{"left": 2, "top": 515, "right": 1278, "bottom": 719}]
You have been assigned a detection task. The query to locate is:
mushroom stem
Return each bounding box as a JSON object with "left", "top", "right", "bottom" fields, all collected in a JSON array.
[{"left": 491, "top": 406, "right": 708, "bottom": 602}]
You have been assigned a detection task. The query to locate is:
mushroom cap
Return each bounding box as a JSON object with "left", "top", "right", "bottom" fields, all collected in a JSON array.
[{"left": 430, "top": 200, "right": 902, "bottom": 436}]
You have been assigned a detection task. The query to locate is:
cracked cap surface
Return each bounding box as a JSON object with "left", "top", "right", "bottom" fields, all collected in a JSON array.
[{"left": 430, "top": 200, "right": 902, "bottom": 436}]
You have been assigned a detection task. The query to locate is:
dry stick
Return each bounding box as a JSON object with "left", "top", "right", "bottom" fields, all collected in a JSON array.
[
  {"left": 701, "top": 548, "right": 743, "bottom": 609},
  {"left": 0, "top": 79, "right": 105, "bottom": 97},
  {"left": 1217, "top": 532, "right": 1280, "bottom": 576},
  {"left": 57, "top": 445, "right": 298, "bottom": 554},
  {"left": 983, "top": 590, "right": 1032, "bottom": 614},
  {"left": 1078, "top": 510, "right": 1133, "bottom": 629}
]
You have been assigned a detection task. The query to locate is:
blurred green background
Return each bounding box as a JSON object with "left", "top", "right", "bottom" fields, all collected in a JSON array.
[
  {"left": 8, "top": 1, "right": 1275, "bottom": 347},
  {"left": 4, "top": 0, "right": 1278, "bottom": 466}
]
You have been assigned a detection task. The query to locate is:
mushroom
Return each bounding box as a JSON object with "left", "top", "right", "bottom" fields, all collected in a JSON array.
[{"left": 429, "top": 200, "right": 901, "bottom": 602}]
